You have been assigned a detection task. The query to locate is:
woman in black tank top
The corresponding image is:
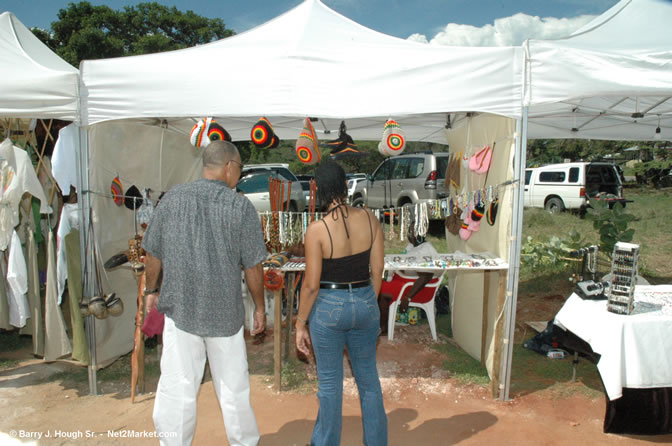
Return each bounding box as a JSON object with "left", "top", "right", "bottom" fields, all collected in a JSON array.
[{"left": 295, "top": 160, "right": 387, "bottom": 445}]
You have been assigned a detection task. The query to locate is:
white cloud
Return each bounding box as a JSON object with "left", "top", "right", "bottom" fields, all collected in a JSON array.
[{"left": 409, "top": 13, "right": 596, "bottom": 46}]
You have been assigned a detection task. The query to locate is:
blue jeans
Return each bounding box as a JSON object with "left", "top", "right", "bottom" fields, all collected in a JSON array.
[{"left": 309, "top": 285, "right": 388, "bottom": 446}]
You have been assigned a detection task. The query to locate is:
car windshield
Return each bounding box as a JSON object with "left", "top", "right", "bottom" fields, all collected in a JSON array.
[{"left": 237, "top": 170, "right": 290, "bottom": 194}]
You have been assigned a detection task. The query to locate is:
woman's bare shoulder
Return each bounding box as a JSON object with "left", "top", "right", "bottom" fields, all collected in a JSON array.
[{"left": 306, "top": 219, "right": 325, "bottom": 235}]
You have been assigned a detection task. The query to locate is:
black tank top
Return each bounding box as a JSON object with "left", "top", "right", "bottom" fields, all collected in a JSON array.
[{"left": 320, "top": 205, "right": 373, "bottom": 283}]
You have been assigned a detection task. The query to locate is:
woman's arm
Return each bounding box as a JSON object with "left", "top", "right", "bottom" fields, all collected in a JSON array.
[
  {"left": 369, "top": 210, "right": 385, "bottom": 298},
  {"left": 296, "top": 222, "right": 323, "bottom": 355}
]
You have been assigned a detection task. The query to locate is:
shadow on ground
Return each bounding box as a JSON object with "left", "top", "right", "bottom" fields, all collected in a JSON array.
[{"left": 260, "top": 408, "right": 497, "bottom": 445}]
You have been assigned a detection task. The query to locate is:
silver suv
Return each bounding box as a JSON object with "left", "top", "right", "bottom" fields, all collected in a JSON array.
[
  {"left": 237, "top": 163, "right": 306, "bottom": 212},
  {"left": 351, "top": 152, "right": 450, "bottom": 214}
]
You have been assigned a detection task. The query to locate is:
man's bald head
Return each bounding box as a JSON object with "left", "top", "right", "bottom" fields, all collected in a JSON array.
[{"left": 203, "top": 140, "right": 239, "bottom": 169}]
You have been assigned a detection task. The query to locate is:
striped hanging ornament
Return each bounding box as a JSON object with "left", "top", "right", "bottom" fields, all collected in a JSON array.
[
  {"left": 111, "top": 176, "right": 123, "bottom": 206},
  {"left": 251, "top": 117, "right": 278, "bottom": 149},
  {"left": 295, "top": 118, "right": 321, "bottom": 165},
  {"left": 378, "top": 119, "right": 406, "bottom": 157},
  {"left": 190, "top": 117, "right": 231, "bottom": 148}
]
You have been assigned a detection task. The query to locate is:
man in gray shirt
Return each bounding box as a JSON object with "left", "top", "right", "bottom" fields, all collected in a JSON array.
[{"left": 143, "top": 140, "right": 267, "bottom": 446}]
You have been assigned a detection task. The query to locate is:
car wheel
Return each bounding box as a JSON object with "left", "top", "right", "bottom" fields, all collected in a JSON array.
[
  {"left": 352, "top": 197, "right": 365, "bottom": 207},
  {"left": 545, "top": 197, "right": 565, "bottom": 213}
]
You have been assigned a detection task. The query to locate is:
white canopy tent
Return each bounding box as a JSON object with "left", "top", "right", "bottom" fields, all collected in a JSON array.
[
  {"left": 0, "top": 10, "right": 94, "bottom": 390},
  {"left": 10, "top": 0, "right": 670, "bottom": 403},
  {"left": 525, "top": 0, "right": 672, "bottom": 141},
  {"left": 498, "top": 0, "right": 672, "bottom": 401},
  {"left": 79, "top": 0, "right": 523, "bottom": 138},
  {"left": 77, "top": 0, "right": 526, "bottom": 400},
  {"left": 0, "top": 12, "right": 79, "bottom": 120}
]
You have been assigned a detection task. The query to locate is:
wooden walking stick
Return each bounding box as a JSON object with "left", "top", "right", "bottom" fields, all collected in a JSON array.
[{"left": 131, "top": 270, "right": 146, "bottom": 403}]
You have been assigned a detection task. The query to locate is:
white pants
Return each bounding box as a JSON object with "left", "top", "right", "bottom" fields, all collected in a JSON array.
[{"left": 153, "top": 317, "right": 259, "bottom": 446}]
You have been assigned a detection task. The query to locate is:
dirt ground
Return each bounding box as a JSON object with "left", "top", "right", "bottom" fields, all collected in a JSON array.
[{"left": 2, "top": 319, "right": 672, "bottom": 446}]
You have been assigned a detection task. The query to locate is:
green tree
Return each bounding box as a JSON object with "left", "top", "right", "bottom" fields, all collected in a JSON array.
[
  {"left": 32, "top": 1, "right": 234, "bottom": 67},
  {"left": 527, "top": 138, "right": 652, "bottom": 167}
]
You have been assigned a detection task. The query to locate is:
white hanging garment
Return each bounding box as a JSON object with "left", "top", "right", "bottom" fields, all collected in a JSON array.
[
  {"left": 0, "top": 255, "right": 10, "bottom": 330},
  {"left": 0, "top": 139, "right": 51, "bottom": 250},
  {"left": 7, "top": 230, "right": 29, "bottom": 328},
  {"left": 27, "top": 229, "right": 44, "bottom": 356},
  {"left": 43, "top": 230, "right": 72, "bottom": 361},
  {"left": 51, "top": 123, "right": 79, "bottom": 194},
  {"left": 56, "top": 203, "right": 80, "bottom": 304}
]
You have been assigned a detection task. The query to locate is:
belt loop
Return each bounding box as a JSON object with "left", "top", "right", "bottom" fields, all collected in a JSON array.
[{"left": 348, "top": 283, "right": 353, "bottom": 292}]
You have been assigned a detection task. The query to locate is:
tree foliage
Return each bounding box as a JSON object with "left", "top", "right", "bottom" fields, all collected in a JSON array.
[
  {"left": 526, "top": 138, "right": 663, "bottom": 167},
  {"left": 32, "top": 1, "right": 234, "bottom": 67}
]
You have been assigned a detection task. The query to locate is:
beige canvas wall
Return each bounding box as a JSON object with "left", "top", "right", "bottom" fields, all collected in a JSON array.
[
  {"left": 443, "top": 113, "right": 515, "bottom": 378},
  {"left": 86, "top": 121, "right": 202, "bottom": 365}
]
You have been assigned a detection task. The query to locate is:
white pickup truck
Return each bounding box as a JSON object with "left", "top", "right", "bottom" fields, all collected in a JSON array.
[{"left": 524, "top": 162, "right": 627, "bottom": 212}]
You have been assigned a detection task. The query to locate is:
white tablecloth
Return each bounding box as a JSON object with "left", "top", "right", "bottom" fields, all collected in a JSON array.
[{"left": 554, "top": 285, "right": 672, "bottom": 400}]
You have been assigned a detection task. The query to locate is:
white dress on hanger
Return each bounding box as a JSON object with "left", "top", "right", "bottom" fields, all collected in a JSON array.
[
  {"left": 6, "top": 230, "right": 29, "bottom": 328},
  {"left": 56, "top": 202, "right": 80, "bottom": 304},
  {"left": 51, "top": 123, "right": 78, "bottom": 195},
  {"left": 0, "top": 139, "right": 51, "bottom": 251}
]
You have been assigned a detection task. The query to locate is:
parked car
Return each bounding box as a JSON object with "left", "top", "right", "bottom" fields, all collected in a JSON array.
[
  {"left": 347, "top": 177, "right": 366, "bottom": 199},
  {"left": 346, "top": 173, "right": 367, "bottom": 180},
  {"left": 237, "top": 163, "right": 306, "bottom": 212},
  {"left": 351, "top": 151, "right": 450, "bottom": 216},
  {"left": 296, "top": 175, "right": 315, "bottom": 210},
  {"left": 524, "top": 162, "right": 627, "bottom": 213}
]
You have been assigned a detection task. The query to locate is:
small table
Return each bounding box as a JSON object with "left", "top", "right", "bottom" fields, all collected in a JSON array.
[
  {"left": 270, "top": 253, "right": 509, "bottom": 393},
  {"left": 554, "top": 285, "right": 672, "bottom": 434}
]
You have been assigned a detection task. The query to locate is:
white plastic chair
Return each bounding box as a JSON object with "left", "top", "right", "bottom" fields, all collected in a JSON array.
[{"left": 388, "top": 271, "right": 445, "bottom": 341}]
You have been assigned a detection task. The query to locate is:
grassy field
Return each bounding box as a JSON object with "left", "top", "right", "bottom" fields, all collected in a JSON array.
[
  {"left": 394, "top": 186, "right": 672, "bottom": 396},
  {"left": 520, "top": 187, "right": 672, "bottom": 281},
  {"left": 406, "top": 186, "right": 672, "bottom": 281}
]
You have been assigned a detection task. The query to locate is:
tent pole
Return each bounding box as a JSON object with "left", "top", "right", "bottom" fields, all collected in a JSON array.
[
  {"left": 499, "top": 107, "right": 528, "bottom": 401},
  {"left": 76, "top": 126, "right": 98, "bottom": 395}
]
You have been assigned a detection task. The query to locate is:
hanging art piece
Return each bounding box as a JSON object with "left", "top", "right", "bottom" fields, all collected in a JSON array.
[
  {"left": 250, "top": 117, "right": 279, "bottom": 149},
  {"left": 324, "top": 121, "right": 364, "bottom": 159},
  {"left": 111, "top": 176, "right": 124, "bottom": 206},
  {"left": 190, "top": 117, "right": 232, "bottom": 148},
  {"left": 469, "top": 144, "right": 493, "bottom": 175},
  {"left": 295, "top": 118, "right": 321, "bottom": 165},
  {"left": 378, "top": 119, "right": 406, "bottom": 157},
  {"left": 124, "top": 185, "right": 143, "bottom": 211},
  {"left": 486, "top": 198, "right": 499, "bottom": 226},
  {"left": 444, "top": 152, "right": 461, "bottom": 191}
]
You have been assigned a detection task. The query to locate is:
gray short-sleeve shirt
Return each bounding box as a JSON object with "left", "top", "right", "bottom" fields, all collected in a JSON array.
[{"left": 142, "top": 178, "right": 267, "bottom": 337}]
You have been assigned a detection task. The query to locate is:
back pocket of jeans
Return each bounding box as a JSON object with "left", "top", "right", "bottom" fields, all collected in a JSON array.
[{"left": 315, "top": 299, "right": 343, "bottom": 327}]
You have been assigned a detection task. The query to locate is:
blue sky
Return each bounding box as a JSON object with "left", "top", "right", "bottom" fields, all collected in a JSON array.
[{"left": 1, "top": 0, "right": 620, "bottom": 45}]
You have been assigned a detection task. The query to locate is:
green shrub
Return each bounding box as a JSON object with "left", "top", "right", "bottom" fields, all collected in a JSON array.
[
  {"left": 520, "top": 230, "right": 585, "bottom": 272},
  {"left": 584, "top": 197, "right": 636, "bottom": 257}
]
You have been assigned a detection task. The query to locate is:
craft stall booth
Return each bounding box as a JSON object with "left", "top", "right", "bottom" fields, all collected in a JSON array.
[
  {"left": 0, "top": 11, "right": 92, "bottom": 373},
  {"left": 522, "top": 0, "right": 672, "bottom": 434},
  {"left": 71, "top": 0, "right": 529, "bottom": 400}
]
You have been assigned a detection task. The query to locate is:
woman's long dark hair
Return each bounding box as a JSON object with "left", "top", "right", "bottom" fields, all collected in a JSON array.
[{"left": 315, "top": 159, "right": 347, "bottom": 210}]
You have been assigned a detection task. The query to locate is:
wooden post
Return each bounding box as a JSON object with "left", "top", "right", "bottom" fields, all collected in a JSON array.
[
  {"left": 274, "top": 288, "right": 282, "bottom": 391},
  {"left": 284, "top": 272, "right": 295, "bottom": 363},
  {"left": 490, "top": 269, "right": 508, "bottom": 398},
  {"left": 480, "top": 271, "right": 491, "bottom": 366}
]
